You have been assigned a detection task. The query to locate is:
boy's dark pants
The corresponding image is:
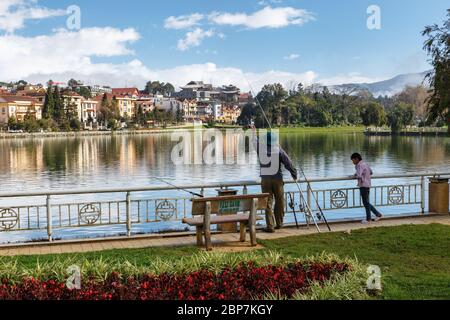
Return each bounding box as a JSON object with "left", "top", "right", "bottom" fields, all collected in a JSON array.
[{"left": 360, "top": 187, "right": 381, "bottom": 221}]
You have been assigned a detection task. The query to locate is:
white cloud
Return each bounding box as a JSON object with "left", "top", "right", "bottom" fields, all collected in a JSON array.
[
  {"left": 0, "top": 27, "right": 140, "bottom": 80},
  {"left": 284, "top": 53, "right": 300, "bottom": 60},
  {"left": 319, "top": 73, "right": 381, "bottom": 86},
  {"left": 209, "top": 6, "right": 314, "bottom": 29},
  {"left": 177, "top": 28, "right": 215, "bottom": 51},
  {"left": 0, "top": 0, "right": 66, "bottom": 33},
  {"left": 0, "top": 23, "right": 378, "bottom": 93},
  {"left": 164, "top": 13, "right": 204, "bottom": 30}
]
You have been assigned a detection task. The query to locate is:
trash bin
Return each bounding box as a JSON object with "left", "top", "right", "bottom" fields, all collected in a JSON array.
[
  {"left": 429, "top": 178, "right": 449, "bottom": 214},
  {"left": 216, "top": 188, "right": 238, "bottom": 232}
]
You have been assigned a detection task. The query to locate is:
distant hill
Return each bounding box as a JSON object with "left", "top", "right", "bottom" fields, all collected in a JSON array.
[{"left": 327, "top": 71, "right": 430, "bottom": 97}]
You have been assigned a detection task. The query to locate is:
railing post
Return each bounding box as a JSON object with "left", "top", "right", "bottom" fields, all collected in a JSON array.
[
  {"left": 126, "top": 191, "right": 131, "bottom": 237},
  {"left": 307, "top": 187, "right": 312, "bottom": 210},
  {"left": 421, "top": 176, "right": 426, "bottom": 214},
  {"left": 46, "top": 195, "right": 52, "bottom": 242}
]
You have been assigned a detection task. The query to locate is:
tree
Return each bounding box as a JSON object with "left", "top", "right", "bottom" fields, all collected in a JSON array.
[
  {"left": 422, "top": 9, "right": 450, "bottom": 132},
  {"left": 7, "top": 116, "right": 20, "bottom": 131},
  {"left": 134, "top": 105, "right": 146, "bottom": 127},
  {"left": 237, "top": 103, "right": 256, "bottom": 125},
  {"left": 256, "top": 83, "right": 288, "bottom": 127},
  {"left": 68, "top": 79, "right": 79, "bottom": 89},
  {"left": 52, "top": 86, "right": 63, "bottom": 122},
  {"left": 144, "top": 81, "right": 176, "bottom": 96},
  {"left": 395, "top": 85, "right": 430, "bottom": 122},
  {"left": 175, "top": 105, "right": 184, "bottom": 124},
  {"left": 23, "top": 113, "right": 40, "bottom": 132},
  {"left": 42, "top": 84, "right": 54, "bottom": 119},
  {"left": 361, "top": 102, "right": 386, "bottom": 127},
  {"left": 77, "top": 86, "right": 92, "bottom": 99},
  {"left": 387, "top": 102, "right": 415, "bottom": 133}
]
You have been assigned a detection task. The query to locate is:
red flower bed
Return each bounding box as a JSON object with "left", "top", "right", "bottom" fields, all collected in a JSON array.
[{"left": 0, "top": 262, "right": 349, "bottom": 300}]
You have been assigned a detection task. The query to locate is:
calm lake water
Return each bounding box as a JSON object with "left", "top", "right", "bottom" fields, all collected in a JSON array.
[{"left": 0, "top": 131, "right": 449, "bottom": 243}]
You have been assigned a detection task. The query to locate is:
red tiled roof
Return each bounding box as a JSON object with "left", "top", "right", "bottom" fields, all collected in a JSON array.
[
  {"left": 112, "top": 88, "right": 139, "bottom": 96},
  {"left": 0, "top": 95, "right": 41, "bottom": 104}
]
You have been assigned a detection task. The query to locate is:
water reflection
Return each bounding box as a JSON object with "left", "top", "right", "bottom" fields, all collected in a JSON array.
[{"left": 0, "top": 132, "right": 449, "bottom": 194}]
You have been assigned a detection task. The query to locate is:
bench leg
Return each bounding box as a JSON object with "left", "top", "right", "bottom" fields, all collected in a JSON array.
[
  {"left": 203, "top": 202, "right": 212, "bottom": 251},
  {"left": 240, "top": 222, "right": 247, "bottom": 242},
  {"left": 204, "top": 227, "right": 212, "bottom": 251},
  {"left": 250, "top": 198, "right": 258, "bottom": 247},
  {"left": 196, "top": 226, "right": 204, "bottom": 247}
]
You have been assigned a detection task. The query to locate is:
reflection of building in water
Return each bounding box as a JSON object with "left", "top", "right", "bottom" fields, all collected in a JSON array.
[
  {"left": 119, "top": 137, "right": 136, "bottom": 175},
  {"left": 144, "top": 136, "right": 157, "bottom": 167},
  {"left": 70, "top": 138, "right": 99, "bottom": 175},
  {"left": 7, "top": 140, "right": 44, "bottom": 175}
]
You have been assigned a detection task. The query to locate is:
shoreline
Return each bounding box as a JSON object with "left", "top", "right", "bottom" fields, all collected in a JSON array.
[{"left": 0, "top": 126, "right": 366, "bottom": 139}]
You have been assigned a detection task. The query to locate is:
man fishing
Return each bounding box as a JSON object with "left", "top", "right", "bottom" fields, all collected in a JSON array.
[{"left": 251, "top": 125, "right": 298, "bottom": 233}]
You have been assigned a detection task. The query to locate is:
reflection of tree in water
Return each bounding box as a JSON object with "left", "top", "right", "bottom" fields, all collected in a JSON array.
[
  {"left": 42, "top": 138, "right": 82, "bottom": 172},
  {"left": 280, "top": 132, "right": 365, "bottom": 161}
]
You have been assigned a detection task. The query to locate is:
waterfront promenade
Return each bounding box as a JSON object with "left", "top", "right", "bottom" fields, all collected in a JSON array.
[{"left": 1, "top": 213, "right": 448, "bottom": 257}]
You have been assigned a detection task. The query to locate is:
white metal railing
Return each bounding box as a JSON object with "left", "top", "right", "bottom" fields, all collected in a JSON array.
[{"left": 0, "top": 172, "right": 448, "bottom": 244}]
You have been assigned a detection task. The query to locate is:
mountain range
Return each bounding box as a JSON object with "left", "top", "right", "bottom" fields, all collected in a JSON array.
[{"left": 327, "top": 71, "right": 430, "bottom": 97}]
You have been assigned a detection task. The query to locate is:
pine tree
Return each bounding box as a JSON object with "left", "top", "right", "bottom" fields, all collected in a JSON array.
[{"left": 43, "top": 85, "right": 54, "bottom": 119}]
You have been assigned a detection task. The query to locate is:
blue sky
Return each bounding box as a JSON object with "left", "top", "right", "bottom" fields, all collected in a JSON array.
[{"left": 0, "top": 0, "right": 448, "bottom": 90}]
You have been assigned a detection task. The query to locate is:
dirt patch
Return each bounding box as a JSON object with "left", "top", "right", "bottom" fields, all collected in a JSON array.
[{"left": 210, "top": 242, "right": 265, "bottom": 253}]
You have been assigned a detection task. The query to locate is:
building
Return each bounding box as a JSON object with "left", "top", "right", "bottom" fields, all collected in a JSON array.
[
  {"left": 112, "top": 88, "right": 140, "bottom": 98},
  {"left": 176, "top": 81, "right": 220, "bottom": 102},
  {"left": 90, "top": 85, "right": 112, "bottom": 97},
  {"left": 18, "top": 92, "right": 46, "bottom": 104},
  {"left": 196, "top": 102, "right": 214, "bottom": 121},
  {"left": 81, "top": 99, "right": 98, "bottom": 123},
  {"left": 62, "top": 92, "right": 83, "bottom": 122},
  {"left": 220, "top": 85, "right": 240, "bottom": 103},
  {"left": 94, "top": 93, "right": 136, "bottom": 119},
  {"left": 219, "top": 105, "right": 241, "bottom": 124},
  {"left": 135, "top": 97, "right": 155, "bottom": 113},
  {"left": 0, "top": 95, "right": 43, "bottom": 123},
  {"left": 238, "top": 92, "right": 254, "bottom": 107}
]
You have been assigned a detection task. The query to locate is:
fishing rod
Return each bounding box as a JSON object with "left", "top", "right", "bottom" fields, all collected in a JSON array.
[
  {"left": 151, "top": 176, "right": 204, "bottom": 198},
  {"left": 244, "top": 76, "right": 331, "bottom": 232},
  {"left": 287, "top": 192, "right": 299, "bottom": 229}
]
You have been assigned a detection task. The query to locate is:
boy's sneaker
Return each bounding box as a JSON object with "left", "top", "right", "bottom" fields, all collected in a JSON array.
[
  {"left": 262, "top": 228, "right": 275, "bottom": 233},
  {"left": 374, "top": 215, "right": 383, "bottom": 222},
  {"left": 361, "top": 220, "right": 371, "bottom": 225}
]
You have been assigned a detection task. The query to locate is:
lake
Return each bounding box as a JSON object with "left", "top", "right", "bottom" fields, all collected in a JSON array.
[{"left": 0, "top": 130, "right": 449, "bottom": 243}]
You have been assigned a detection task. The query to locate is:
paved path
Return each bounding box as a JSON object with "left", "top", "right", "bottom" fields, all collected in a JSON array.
[{"left": 0, "top": 214, "right": 449, "bottom": 257}]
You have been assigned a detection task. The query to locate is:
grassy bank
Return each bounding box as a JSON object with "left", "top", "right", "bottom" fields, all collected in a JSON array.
[
  {"left": 1, "top": 224, "right": 449, "bottom": 299},
  {"left": 277, "top": 126, "right": 365, "bottom": 134}
]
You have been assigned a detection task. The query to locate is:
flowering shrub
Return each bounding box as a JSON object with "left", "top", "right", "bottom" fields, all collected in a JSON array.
[{"left": 0, "top": 261, "right": 350, "bottom": 300}]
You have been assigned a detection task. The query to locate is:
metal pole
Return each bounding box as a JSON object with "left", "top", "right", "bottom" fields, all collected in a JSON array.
[
  {"left": 46, "top": 195, "right": 52, "bottom": 242},
  {"left": 421, "top": 176, "right": 426, "bottom": 214},
  {"left": 126, "top": 192, "right": 131, "bottom": 237}
]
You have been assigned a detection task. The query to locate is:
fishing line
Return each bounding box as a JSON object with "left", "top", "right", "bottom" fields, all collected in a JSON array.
[
  {"left": 152, "top": 176, "right": 204, "bottom": 198},
  {"left": 243, "top": 76, "right": 331, "bottom": 231}
]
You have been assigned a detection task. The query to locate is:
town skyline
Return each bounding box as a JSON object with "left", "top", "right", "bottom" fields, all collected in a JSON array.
[{"left": 0, "top": 0, "right": 448, "bottom": 92}]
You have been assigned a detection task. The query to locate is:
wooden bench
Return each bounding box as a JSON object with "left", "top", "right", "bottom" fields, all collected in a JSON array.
[{"left": 182, "top": 194, "right": 269, "bottom": 251}]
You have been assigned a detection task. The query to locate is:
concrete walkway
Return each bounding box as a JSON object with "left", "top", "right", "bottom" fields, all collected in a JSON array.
[{"left": 0, "top": 213, "right": 449, "bottom": 257}]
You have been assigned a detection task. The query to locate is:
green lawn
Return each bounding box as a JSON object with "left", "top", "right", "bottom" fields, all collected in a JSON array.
[
  {"left": 2, "top": 224, "right": 449, "bottom": 300},
  {"left": 260, "top": 224, "right": 450, "bottom": 300}
]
